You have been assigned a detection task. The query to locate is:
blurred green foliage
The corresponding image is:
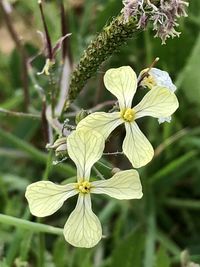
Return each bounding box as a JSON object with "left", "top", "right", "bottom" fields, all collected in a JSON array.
[{"left": 0, "top": 0, "right": 200, "bottom": 266}]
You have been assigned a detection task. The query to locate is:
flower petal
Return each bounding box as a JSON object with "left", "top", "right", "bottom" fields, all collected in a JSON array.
[
  {"left": 123, "top": 122, "right": 154, "bottom": 168},
  {"left": 139, "top": 68, "right": 177, "bottom": 92},
  {"left": 77, "top": 112, "right": 123, "bottom": 139},
  {"left": 67, "top": 129, "right": 105, "bottom": 180},
  {"left": 64, "top": 194, "right": 102, "bottom": 248},
  {"left": 158, "top": 116, "right": 172, "bottom": 124},
  {"left": 104, "top": 66, "right": 137, "bottom": 109},
  {"left": 25, "top": 181, "right": 77, "bottom": 217},
  {"left": 134, "top": 86, "right": 179, "bottom": 119},
  {"left": 91, "top": 169, "right": 143, "bottom": 199}
]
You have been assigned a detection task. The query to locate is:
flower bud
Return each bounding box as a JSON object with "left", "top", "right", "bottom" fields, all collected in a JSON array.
[
  {"left": 111, "top": 168, "right": 121, "bottom": 175},
  {"left": 47, "top": 137, "right": 67, "bottom": 150},
  {"left": 55, "top": 143, "right": 68, "bottom": 157},
  {"left": 75, "top": 109, "right": 90, "bottom": 125}
]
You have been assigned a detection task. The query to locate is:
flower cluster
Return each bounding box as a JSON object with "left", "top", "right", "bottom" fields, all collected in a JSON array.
[
  {"left": 25, "top": 65, "right": 179, "bottom": 248},
  {"left": 122, "top": 0, "right": 189, "bottom": 44}
]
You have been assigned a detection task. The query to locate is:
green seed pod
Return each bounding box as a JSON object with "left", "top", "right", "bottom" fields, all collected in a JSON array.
[{"left": 111, "top": 168, "right": 121, "bottom": 175}]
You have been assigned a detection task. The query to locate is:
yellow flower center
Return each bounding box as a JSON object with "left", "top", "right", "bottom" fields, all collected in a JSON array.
[
  {"left": 76, "top": 180, "right": 91, "bottom": 194},
  {"left": 121, "top": 108, "right": 135, "bottom": 122},
  {"left": 142, "top": 75, "right": 157, "bottom": 89}
]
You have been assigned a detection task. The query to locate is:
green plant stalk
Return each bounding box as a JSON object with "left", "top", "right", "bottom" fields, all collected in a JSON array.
[
  {"left": 65, "top": 15, "right": 140, "bottom": 108},
  {"left": 0, "top": 128, "right": 76, "bottom": 176},
  {"left": 165, "top": 198, "right": 200, "bottom": 210},
  {"left": 149, "top": 151, "right": 197, "bottom": 184},
  {"left": 156, "top": 230, "right": 181, "bottom": 256},
  {"left": 0, "top": 214, "right": 63, "bottom": 236},
  {"left": 144, "top": 188, "right": 156, "bottom": 267}
]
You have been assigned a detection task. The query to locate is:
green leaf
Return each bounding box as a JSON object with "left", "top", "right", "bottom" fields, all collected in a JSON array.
[
  {"left": 155, "top": 246, "right": 171, "bottom": 267},
  {"left": 179, "top": 33, "right": 200, "bottom": 105},
  {"left": 110, "top": 229, "right": 144, "bottom": 267}
]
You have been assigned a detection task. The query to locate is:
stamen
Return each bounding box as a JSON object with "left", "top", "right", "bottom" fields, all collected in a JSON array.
[
  {"left": 121, "top": 108, "right": 135, "bottom": 122},
  {"left": 76, "top": 180, "right": 91, "bottom": 194}
]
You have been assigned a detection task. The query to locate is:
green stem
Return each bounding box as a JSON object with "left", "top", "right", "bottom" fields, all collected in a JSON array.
[
  {"left": 0, "top": 127, "right": 76, "bottom": 176},
  {"left": 144, "top": 188, "right": 156, "bottom": 267},
  {"left": 156, "top": 230, "right": 181, "bottom": 256},
  {"left": 0, "top": 108, "right": 40, "bottom": 120},
  {"left": 149, "top": 151, "right": 197, "bottom": 184},
  {"left": 0, "top": 214, "right": 63, "bottom": 236},
  {"left": 165, "top": 198, "right": 200, "bottom": 210},
  {"left": 42, "top": 150, "right": 53, "bottom": 180}
]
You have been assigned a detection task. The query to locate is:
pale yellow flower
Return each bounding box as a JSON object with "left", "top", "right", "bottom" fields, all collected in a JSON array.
[
  {"left": 139, "top": 67, "right": 177, "bottom": 124},
  {"left": 77, "top": 66, "right": 179, "bottom": 168},
  {"left": 25, "top": 129, "right": 142, "bottom": 248}
]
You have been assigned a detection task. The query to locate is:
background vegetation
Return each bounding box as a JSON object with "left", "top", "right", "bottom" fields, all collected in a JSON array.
[{"left": 0, "top": 0, "right": 200, "bottom": 266}]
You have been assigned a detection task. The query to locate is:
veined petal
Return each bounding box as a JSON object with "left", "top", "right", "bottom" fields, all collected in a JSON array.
[
  {"left": 25, "top": 181, "right": 77, "bottom": 217},
  {"left": 139, "top": 68, "right": 177, "bottom": 92},
  {"left": 91, "top": 169, "right": 143, "bottom": 199},
  {"left": 77, "top": 112, "right": 123, "bottom": 139},
  {"left": 134, "top": 86, "right": 179, "bottom": 119},
  {"left": 64, "top": 194, "right": 102, "bottom": 248},
  {"left": 104, "top": 66, "right": 137, "bottom": 109},
  {"left": 67, "top": 130, "right": 105, "bottom": 181},
  {"left": 123, "top": 122, "right": 154, "bottom": 168}
]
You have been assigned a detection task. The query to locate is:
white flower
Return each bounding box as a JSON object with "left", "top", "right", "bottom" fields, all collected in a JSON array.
[
  {"left": 139, "top": 68, "right": 177, "bottom": 92},
  {"left": 25, "top": 129, "right": 143, "bottom": 248},
  {"left": 139, "top": 67, "right": 177, "bottom": 124},
  {"left": 77, "top": 66, "right": 179, "bottom": 168}
]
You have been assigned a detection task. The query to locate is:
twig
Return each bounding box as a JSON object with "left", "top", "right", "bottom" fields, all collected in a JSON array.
[
  {"left": 103, "top": 151, "right": 124, "bottom": 156},
  {"left": 0, "top": 0, "right": 29, "bottom": 110}
]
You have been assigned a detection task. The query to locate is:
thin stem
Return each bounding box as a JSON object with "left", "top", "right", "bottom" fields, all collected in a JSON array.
[
  {"left": 96, "top": 160, "right": 112, "bottom": 170},
  {"left": 103, "top": 151, "right": 124, "bottom": 156},
  {"left": 49, "top": 70, "right": 56, "bottom": 118},
  {"left": 38, "top": 0, "right": 53, "bottom": 60},
  {"left": 42, "top": 150, "right": 53, "bottom": 180},
  {"left": 0, "top": 108, "right": 40, "bottom": 120},
  {"left": 60, "top": 1, "right": 72, "bottom": 63},
  {"left": 90, "top": 100, "right": 116, "bottom": 112},
  {"left": 41, "top": 97, "right": 49, "bottom": 143},
  {"left": 165, "top": 198, "right": 200, "bottom": 210},
  {"left": 144, "top": 188, "right": 156, "bottom": 267},
  {"left": 92, "top": 166, "right": 105, "bottom": 180},
  {"left": 0, "top": 127, "right": 76, "bottom": 176},
  {"left": 149, "top": 151, "right": 197, "bottom": 185},
  {"left": 154, "top": 128, "right": 188, "bottom": 157},
  {"left": 0, "top": 214, "right": 63, "bottom": 236}
]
